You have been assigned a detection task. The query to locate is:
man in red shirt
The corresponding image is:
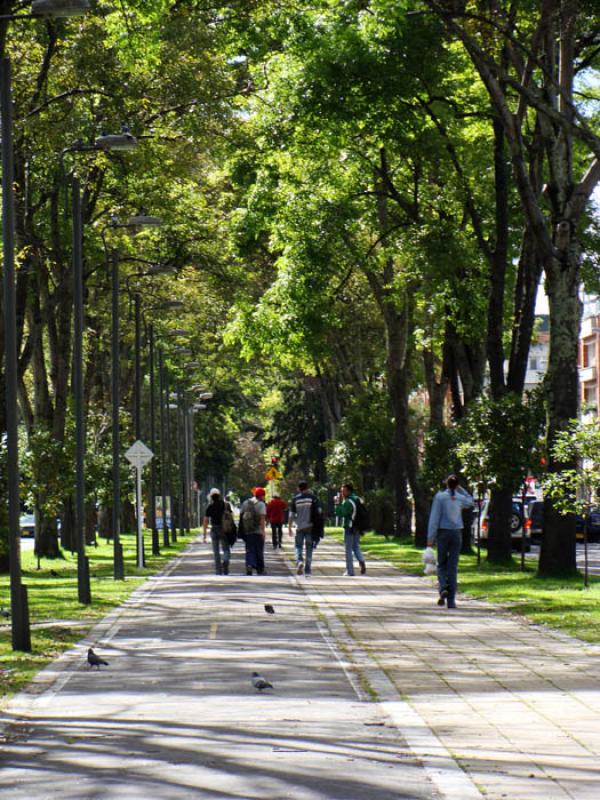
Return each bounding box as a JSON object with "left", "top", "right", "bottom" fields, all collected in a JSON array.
[{"left": 266, "top": 493, "right": 288, "bottom": 549}]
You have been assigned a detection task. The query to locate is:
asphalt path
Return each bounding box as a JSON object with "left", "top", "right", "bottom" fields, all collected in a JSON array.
[{"left": 0, "top": 539, "right": 440, "bottom": 800}]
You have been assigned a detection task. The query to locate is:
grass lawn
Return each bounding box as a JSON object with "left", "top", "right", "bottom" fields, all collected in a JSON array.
[
  {"left": 0, "top": 530, "right": 194, "bottom": 703},
  {"left": 328, "top": 528, "right": 600, "bottom": 644}
]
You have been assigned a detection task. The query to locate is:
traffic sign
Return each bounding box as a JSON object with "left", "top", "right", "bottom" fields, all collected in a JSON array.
[
  {"left": 265, "top": 466, "right": 282, "bottom": 481},
  {"left": 125, "top": 440, "right": 154, "bottom": 469}
]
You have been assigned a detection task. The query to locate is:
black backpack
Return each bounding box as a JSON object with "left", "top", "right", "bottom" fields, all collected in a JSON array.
[
  {"left": 352, "top": 496, "right": 370, "bottom": 534},
  {"left": 311, "top": 499, "right": 324, "bottom": 545}
]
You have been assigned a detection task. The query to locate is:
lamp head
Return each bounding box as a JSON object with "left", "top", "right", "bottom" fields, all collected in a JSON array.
[
  {"left": 32, "top": 0, "right": 90, "bottom": 17},
  {"left": 95, "top": 127, "right": 138, "bottom": 152}
]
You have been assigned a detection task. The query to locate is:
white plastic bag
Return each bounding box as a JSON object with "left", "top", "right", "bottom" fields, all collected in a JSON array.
[{"left": 423, "top": 546, "right": 437, "bottom": 576}]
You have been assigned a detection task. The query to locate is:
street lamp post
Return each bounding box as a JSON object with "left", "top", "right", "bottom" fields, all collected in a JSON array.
[
  {"left": 1, "top": 0, "right": 91, "bottom": 651},
  {"left": 158, "top": 348, "right": 170, "bottom": 547},
  {"left": 148, "top": 324, "right": 159, "bottom": 555},
  {"left": 104, "top": 214, "right": 162, "bottom": 579},
  {"left": 71, "top": 176, "right": 91, "bottom": 603}
]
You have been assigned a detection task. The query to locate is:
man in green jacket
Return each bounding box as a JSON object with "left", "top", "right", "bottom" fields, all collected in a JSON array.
[{"left": 335, "top": 483, "right": 366, "bottom": 576}]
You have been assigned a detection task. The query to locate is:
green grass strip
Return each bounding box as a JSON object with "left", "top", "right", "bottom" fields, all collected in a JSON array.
[
  {"left": 327, "top": 527, "right": 600, "bottom": 644},
  {"left": 0, "top": 530, "right": 194, "bottom": 703}
]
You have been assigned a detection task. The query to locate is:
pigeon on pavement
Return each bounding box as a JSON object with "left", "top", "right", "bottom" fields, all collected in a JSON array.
[
  {"left": 264, "top": 604, "right": 275, "bottom": 614},
  {"left": 87, "top": 647, "right": 109, "bottom": 669},
  {"left": 251, "top": 672, "right": 273, "bottom": 691}
]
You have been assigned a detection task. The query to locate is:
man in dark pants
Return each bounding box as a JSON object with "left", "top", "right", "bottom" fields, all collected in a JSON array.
[
  {"left": 240, "top": 487, "right": 267, "bottom": 575},
  {"left": 427, "top": 475, "right": 474, "bottom": 608}
]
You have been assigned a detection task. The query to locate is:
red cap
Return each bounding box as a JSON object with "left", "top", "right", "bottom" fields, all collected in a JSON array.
[{"left": 254, "top": 487, "right": 266, "bottom": 497}]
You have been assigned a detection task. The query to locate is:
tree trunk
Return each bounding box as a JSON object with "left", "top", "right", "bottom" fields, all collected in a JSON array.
[
  {"left": 539, "top": 247, "right": 580, "bottom": 576},
  {"left": 60, "top": 496, "right": 76, "bottom": 553},
  {"left": 487, "top": 487, "right": 514, "bottom": 563}
]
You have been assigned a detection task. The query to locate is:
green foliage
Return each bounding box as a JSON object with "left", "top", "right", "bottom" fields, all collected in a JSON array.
[
  {"left": 457, "top": 392, "right": 545, "bottom": 494},
  {"left": 421, "top": 425, "right": 461, "bottom": 494},
  {"left": 543, "top": 419, "right": 600, "bottom": 516}
]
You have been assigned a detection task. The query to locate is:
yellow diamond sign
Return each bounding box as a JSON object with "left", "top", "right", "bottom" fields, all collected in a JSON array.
[{"left": 264, "top": 466, "right": 282, "bottom": 481}]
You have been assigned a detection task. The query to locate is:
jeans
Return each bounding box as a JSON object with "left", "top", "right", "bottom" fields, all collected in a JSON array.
[
  {"left": 210, "top": 527, "right": 230, "bottom": 575},
  {"left": 271, "top": 522, "right": 283, "bottom": 548},
  {"left": 436, "top": 528, "right": 462, "bottom": 604},
  {"left": 344, "top": 529, "right": 364, "bottom": 575},
  {"left": 295, "top": 528, "right": 314, "bottom": 574},
  {"left": 245, "top": 533, "right": 265, "bottom": 574}
]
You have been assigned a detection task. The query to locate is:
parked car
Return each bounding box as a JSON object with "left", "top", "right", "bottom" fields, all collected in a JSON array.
[
  {"left": 524, "top": 500, "right": 544, "bottom": 543},
  {"left": 19, "top": 513, "right": 35, "bottom": 537},
  {"left": 575, "top": 507, "right": 600, "bottom": 542},
  {"left": 472, "top": 499, "right": 530, "bottom": 551}
]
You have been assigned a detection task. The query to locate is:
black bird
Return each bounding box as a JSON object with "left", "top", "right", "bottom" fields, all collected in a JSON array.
[
  {"left": 0, "top": 608, "right": 10, "bottom": 619},
  {"left": 264, "top": 604, "right": 275, "bottom": 614},
  {"left": 87, "top": 647, "right": 109, "bottom": 669},
  {"left": 251, "top": 672, "right": 273, "bottom": 691}
]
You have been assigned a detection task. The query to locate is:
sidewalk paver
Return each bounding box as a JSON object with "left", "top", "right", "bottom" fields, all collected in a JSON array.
[{"left": 297, "top": 539, "right": 600, "bottom": 800}]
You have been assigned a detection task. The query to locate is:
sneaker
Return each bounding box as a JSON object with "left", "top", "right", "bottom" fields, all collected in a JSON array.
[
  {"left": 223, "top": 562, "right": 229, "bottom": 575},
  {"left": 359, "top": 561, "right": 366, "bottom": 575},
  {"left": 304, "top": 571, "right": 311, "bottom": 577},
  {"left": 437, "top": 589, "right": 448, "bottom": 606},
  {"left": 246, "top": 567, "right": 253, "bottom": 576},
  {"left": 296, "top": 562, "right": 304, "bottom": 575},
  {"left": 342, "top": 570, "right": 354, "bottom": 576}
]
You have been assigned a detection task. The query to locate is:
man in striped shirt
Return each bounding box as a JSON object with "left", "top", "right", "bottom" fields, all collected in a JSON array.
[{"left": 289, "top": 480, "right": 320, "bottom": 576}]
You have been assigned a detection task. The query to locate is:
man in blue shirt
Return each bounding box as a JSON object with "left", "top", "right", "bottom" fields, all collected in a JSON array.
[{"left": 427, "top": 475, "right": 473, "bottom": 609}]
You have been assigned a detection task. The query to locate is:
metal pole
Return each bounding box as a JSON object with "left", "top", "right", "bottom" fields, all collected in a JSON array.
[
  {"left": 149, "top": 325, "right": 159, "bottom": 555},
  {"left": 133, "top": 293, "right": 144, "bottom": 567},
  {"left": 136, "top": 464, "right": 143, "bottom": 569},
  {"left": 158, "top": 348, "right": 170, "bottom": 546},
  {"left": 165, "top": 367, "right": 177, "bottom": 543},
  {"left": 111, "top": 248, "right": 124, "bottom": 579},
  {"left": 1, "top": 57, "right": 31, "bottom": 651},
  {"left": 176, "top": 387, "right": 185, "bottom": 539},
  {"left": 72, "top": 175, "right": 91, "bottom": 604},
  {"left": 185, "top": 401, "right": 193, "bottom": 532}
]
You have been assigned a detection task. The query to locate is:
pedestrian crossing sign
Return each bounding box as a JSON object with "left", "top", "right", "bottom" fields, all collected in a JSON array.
[{"left": 265, "top": 466, "right": 282, "bottom": 481}]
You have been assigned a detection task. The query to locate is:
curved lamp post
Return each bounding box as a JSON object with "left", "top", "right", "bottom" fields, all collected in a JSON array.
[
  {"left": 102, "top": 213, "right": 163, "bottom": 579},
  {"left": 68, "top": 133, "right": 140, "bottom": 604},
  {"left": 2, "top": 0, "right": 90, "bottom": 652}
]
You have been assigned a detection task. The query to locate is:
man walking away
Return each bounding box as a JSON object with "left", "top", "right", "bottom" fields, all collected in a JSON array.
[
  {"left": 335, "top": 483, "right": 367, "bottom": 576},
  {"left": 203, "top": 488, "right": 231, "bottom": 575},
  {"left": 289, "top": 480, "right": 320, "bottom": 576},
  {"left": 427, "top": 475, "right": 474, "bottom": 609},
  {"left": 267, "top": 492, "right": 287, "bottom": 549},
  {"left": 240, "top": 487, "right": 267, "bottom": 575}
]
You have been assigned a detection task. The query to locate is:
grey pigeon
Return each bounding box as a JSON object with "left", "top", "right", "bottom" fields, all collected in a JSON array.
[
  {"left": 87, "top": 647, "right": 109, "bottom": 669},
  {"left": 251, "top": 671, "right": 273, "bottom": 691},
  {"left": 264, "top": 604, "right": 275, "bottom": 614}
]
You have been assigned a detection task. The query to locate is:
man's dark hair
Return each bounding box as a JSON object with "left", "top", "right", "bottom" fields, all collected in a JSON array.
[
  {"left": 447, "top": 475, "right": 459, "bottom": 490},
  {"left": 342, "top": 482, "right": 354, "bottom": 493},
  {"left": 298, "top": 480, "right": 309, "bottom": 491}
]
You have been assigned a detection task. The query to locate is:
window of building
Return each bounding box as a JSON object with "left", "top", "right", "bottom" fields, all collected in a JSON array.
[
  {"left": 584, "top": 341, "right": 596, "bottom": 368},
  {"left": 584, "top": 384, "right": 597, "bottom": 408},
  {"left": 529, "top": 357, "right": 538, "bottom": 370}
]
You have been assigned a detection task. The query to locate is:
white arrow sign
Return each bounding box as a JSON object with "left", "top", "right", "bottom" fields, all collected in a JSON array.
[{"left": 125, "top": 440, "right": 154, "bottom": 469}]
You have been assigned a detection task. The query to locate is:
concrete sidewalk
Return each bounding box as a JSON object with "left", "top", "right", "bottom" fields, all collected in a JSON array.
[
  {"left": 298, "top": 538, "right": 600, "bottom": 799},
  {"left": 0, "top": 538, "right": 441, "bottom": 800},
  {"left": 1, "top": 536, "right": 599, "bottom": 799}
]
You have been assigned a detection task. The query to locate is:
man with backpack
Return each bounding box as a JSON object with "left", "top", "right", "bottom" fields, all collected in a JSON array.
[
  {"left": 335, "top": 483, "right": 367, "bottom": 576},
  {"left": 289, "top": 480, "right": 321, "bottom": 576},
  {"left": 203, "top": 488, "right": 233, "bottom": 575},
  {"left": 240, "top": 487, "right": 267, "bottom": 575}
]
